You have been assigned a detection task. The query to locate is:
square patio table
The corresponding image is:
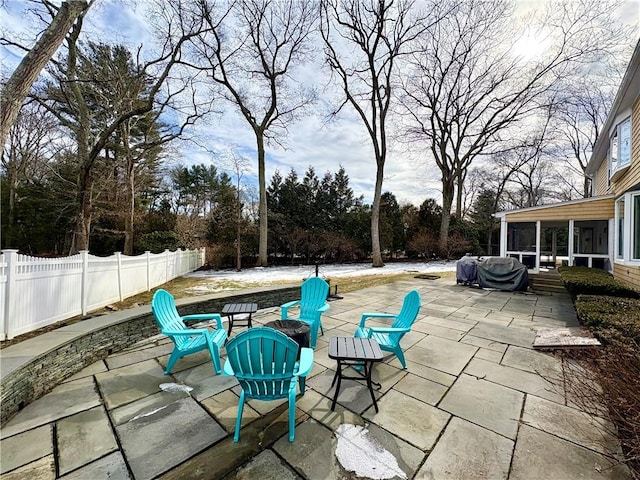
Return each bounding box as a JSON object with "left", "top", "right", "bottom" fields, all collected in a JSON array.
[
  {"left": 328, "top": 336, "right": 384, "bottom": 412},
  {"left": 222, "top": 303, "right": 258, "bottom": 337}
]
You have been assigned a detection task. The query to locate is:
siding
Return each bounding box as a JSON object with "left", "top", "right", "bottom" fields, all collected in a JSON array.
[
  {"left": 505, "top": 197, "right": 614, "bottom": 222},
  {"left": 594, "top": 158, "right": 610, "bottom": 196},
  {"left": 613, "top": 263, "right": 640, "bottom": 291},
  {"left": 612, "top": 97, "right": 640, "bottom": 195}
]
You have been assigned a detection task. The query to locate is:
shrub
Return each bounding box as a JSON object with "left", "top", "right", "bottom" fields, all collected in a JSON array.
[
  {"left": 575, "top": 295, "right": 640, "bottom": 344},
  {"left": 558, "top": 266, "right": 640, "bottom": 300}
]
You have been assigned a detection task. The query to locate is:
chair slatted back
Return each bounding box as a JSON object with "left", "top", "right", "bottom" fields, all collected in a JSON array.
[
  {"left": 152, "top": 289, "right": 188, "bottom": 348},
  {"left": 390, "top": 290, "right": 421, "bottom": 343},
  {"left": 225, "top": 327, "right": 299, "bottom": 400},
  {"left": 299, "top": 277, "right": 329, "bottom": 321}
]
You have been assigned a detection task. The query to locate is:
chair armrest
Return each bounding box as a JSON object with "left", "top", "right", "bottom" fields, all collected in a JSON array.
[
  {"left": 182, "top": 313, "right": 223, "bottom": 330},
  {"left": 318, "top": 303, "right": 330, "bottom": 314},
  {"left": 367, "top": 326, "right": 410, "bottom": 334},
  {"left": 223, "top": 359, "right": 234, "bottom": 376},
  {"left": 295, "top": 348, "right": 314, "bottom": 377},
  {"left": 359, "top": 312, "right": 396, "bottom": 327},
  {"left": 162, "top": 328, "right": 208, "bottom": 336},
  {"left": 281, "top": 300, "right": 300, "bottom": 319}
]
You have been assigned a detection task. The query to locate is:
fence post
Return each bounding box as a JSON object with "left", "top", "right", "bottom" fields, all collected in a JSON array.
[
  {"left": 2, "top": 249, "right": 19, "bottom": 340},
  {"left": 115, "top": 252, "right": 123, "bottom": 302},
  {"left": 146, "top": 251, "right": 151, "bottom": 291},
  {"left": 80, "top": 250, "right": 89, "bottom": 316}
]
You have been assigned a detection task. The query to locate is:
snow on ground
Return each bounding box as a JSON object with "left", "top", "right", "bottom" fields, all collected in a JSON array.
[{"left": 185, "top": 261, "right": 455, "bottom": 291}]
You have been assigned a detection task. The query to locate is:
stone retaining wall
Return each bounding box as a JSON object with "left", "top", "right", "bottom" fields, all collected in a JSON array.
[{"left": 0, "top": 286, "right": 300, "bottom": 426}]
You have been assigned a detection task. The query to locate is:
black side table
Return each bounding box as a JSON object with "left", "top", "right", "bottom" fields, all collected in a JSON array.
[
  {"left": 222, "top": 303, "right": 258, "bottom": 337},
  {"left": 328, "top": 337, "right": 384, "bottom": 412}
]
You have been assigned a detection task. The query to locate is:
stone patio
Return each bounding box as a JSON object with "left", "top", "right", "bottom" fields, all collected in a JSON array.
[{"left": 0, "top": 277, "right": 632, "bottom": 479}]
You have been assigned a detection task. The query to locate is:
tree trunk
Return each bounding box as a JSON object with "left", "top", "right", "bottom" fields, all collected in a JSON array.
[
  {"left": 122, "top": 123, "right": 135, "bottom": 256},
  {"left": 455, "top": 174, "right": 464, "bottom": 218},
  {"left": 73, "top": 179, "right": 93, "bottom": 253},
  {"left": 0, "top": 1, "right": 89, "bottom": 147},
  {"left": 256, "top": 133, "right": 268, "bottom": 266},
  {"left": 439, "top": 177, "right": 455, "bottom": 254},
  {"left": 371, "top": 161, "right": 384, "bottom": 267},
  {"left": 236, "top": 188, "right": 241, "bottom": 271},
  {"left": 124, "top": 172, "right": 135, "bottom": 255}
]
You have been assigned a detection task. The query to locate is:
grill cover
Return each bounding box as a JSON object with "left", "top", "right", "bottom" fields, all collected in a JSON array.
[
  {"left": 477, "top": 257, "right": 529, "bottom": 291},
  {"left": 456, "top": 255, "right": 479, "bottom": 285}
]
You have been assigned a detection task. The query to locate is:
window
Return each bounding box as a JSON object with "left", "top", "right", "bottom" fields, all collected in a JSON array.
[
  {"left": 615, "top": 192, "right": 640, "bottom": 264},
  {"left": 634, "top": 195, "right": 640, "bottom": 261},
  {"left": 610, "top": 116, "right": 631, "bottom": 178},
  {"left": 507, "top": 222, "right": 536, "bottom": 252},
  {"left": 616, "top": 197, "right": 625, "bottom": 259},
  {"left": 619, "top": 117, "right": 631, "bottom": 167}
]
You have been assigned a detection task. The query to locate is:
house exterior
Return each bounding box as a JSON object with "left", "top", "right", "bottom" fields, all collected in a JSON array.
[{"left": 494, "top": 40, "right": 640, "bottom": 290}]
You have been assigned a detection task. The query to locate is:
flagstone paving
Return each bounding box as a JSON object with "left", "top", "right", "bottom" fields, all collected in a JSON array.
[{"left": 0, "top": 277, "right": 632, "bottom": 479}]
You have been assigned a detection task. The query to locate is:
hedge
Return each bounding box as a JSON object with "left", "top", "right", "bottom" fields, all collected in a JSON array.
[
  {"left": 558, "top": 266, "right": 640, "bottom": 300},
  {"left": 575, "top": 295, "right": 640, "bottom": 344}
]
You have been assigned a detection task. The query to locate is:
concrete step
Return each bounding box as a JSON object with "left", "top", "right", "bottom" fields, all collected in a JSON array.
[
  {"left": 530, "top": 272, "right": 565, "bottom": 293},
  {"left": 531, "top": 284, "right": 567, "bottom": 293}
]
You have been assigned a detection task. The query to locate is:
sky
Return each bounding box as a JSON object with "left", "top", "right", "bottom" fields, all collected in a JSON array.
[{"left": 1, "top": 0, "right": 639, "bottom": 207}]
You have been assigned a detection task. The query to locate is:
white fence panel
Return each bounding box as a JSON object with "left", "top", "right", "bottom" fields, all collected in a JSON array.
[
  {"left": 1, "top": 248, "right": 205, "bottom": 340},
  {"left": 148, "top": 251, "right": 169, "bottom": 288},
  {"left": 119, "top": 254, "right": 150, "bottom": 298},
  {"left": 9, "top": 253, "right": 83, "bottom": 338},
  {"left": 85, "top": 255, "right": 121, "bottom": 312},
  {"left": 0, "top": 254, "right": 8, "bottom": 341}
]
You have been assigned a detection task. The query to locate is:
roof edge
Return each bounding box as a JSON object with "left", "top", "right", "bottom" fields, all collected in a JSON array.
[
  {"left": 586, "top": 39, "right": 640, "bottom": 175},
  {"left": 494, "top": 194, "right": 616, "bottom": 218}
]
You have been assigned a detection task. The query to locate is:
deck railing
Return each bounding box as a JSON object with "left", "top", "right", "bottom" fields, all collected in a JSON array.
[{"left": 0, "top": 248, "right": 205, "bottom": 340}]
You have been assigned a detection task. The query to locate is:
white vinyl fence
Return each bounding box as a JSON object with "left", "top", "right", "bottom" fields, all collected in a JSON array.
[{"left": 0, "top": 248, "right": 206, "bottom": 340}]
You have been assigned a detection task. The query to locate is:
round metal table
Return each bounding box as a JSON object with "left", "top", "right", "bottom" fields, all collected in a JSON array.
[{"left": 265, "top": 320, "right": 310, "bottom": 358}]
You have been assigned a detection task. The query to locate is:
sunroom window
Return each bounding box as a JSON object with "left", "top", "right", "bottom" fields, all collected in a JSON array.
[{"left": 616, "top": 197, "right": 625, "bottom": 259}]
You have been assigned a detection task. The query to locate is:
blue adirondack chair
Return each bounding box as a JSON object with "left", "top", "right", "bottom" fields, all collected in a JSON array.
[
  {"left": 354, "top": 290, "right": 421, "bottom": 369},
  {"left": 280, "top": 277, "right": 330, "bottom": 348},
  {"left": 224, "top": 327, "right": 313, "bottom": 442},
  {"left": 151, "top": 289, "right": 227, "bottom": 375}
]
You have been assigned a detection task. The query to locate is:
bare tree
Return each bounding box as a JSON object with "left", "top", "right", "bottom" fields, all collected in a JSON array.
[
  {"left": 34, "top": 5, "right": 208, "bottom": 253},
  {"left": 0, "top": 0, "right": 92, "bottom": 148},
  {"left": 552, "top": 79, "right": 615, "bottom": 198},
  {"left": 400, "top": 0, "right": 627, "bottom": 251},
  {"left": 320, "top": 0, "right": 435, "bottom": 267},
  {"left": 182, "top": 0, "right": 318, "bottom": 267}
]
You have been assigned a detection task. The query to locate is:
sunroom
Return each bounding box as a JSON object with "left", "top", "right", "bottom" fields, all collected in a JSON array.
[{"left": 494, "top": 195, "right": 615, "bottom": 273}]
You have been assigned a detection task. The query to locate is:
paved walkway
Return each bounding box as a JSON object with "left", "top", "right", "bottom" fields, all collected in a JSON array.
[{"left": 0, "top": 278, "right": 631, "bottom": 479}]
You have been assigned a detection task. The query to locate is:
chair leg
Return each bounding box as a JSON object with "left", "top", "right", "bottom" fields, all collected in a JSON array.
[
  {"left": 319, "top": 320, "right": 324, "bottom": 336},
  {"left": 395, "top": 348, "right": 407, "bottom": 369},
  {"left": 309, "top": 322, "right": 318, "bottom": 349},
  {"left": 288, "top": 390, "right": 296, "bottom": 442},
  {"left": 299, "top": 376, "right": 306, "bottom": 394},
  {"left": 165, "top": 349, "right": 182, "bottom": 374},
  {"left": 234, "top": 391, "right": 246, "bottom": 443},
  {"left": 209, "top": 344, "right": 222, "bottom": 374}
]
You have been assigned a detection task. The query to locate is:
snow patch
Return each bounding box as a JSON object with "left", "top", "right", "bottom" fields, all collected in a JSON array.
[
  {"left": 159, "top": 383, "right": 193, "bottom": 394},
  {"left": 130, "top": 405, "right": 168, "bottom": 422},
  {"left": 335, "top": 424, "right": 407, "bottom": 479}
]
